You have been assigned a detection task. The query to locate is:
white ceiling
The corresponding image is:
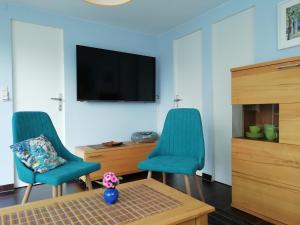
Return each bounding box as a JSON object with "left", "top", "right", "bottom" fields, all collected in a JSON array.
[{"left": 3, "top": 0, "right": 230, "bottom": 34}]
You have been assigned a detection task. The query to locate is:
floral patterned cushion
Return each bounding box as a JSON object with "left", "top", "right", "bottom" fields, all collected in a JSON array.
[{"left": 10, "top": 135, "right": 66, "bottom": 173}]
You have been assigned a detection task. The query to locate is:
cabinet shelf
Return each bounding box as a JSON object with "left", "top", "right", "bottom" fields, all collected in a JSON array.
[
  {"left": 234, "top": 137, "right": 279, "bottom": 143},
  {"left": 242, "top": 104, "right": 279, "bottom": 143}
]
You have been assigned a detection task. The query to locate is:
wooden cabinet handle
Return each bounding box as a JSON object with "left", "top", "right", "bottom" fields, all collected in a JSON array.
[
  {"left": 86, "top": 155, "right": 102, "bottom": 159},
  {"left": 277, "top": 63, "right": 300, "bottom": 69}
]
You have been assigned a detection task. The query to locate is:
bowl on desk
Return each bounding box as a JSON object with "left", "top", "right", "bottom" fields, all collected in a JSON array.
[{"left": 102, "top": 141, "right": 123, "bottom": 147}]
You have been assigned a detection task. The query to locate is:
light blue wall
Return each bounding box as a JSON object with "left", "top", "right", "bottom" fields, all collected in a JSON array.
[
  {"left": 255, "top": 0, "right": 300, "bottom": 61},
  {"left": 1, "top": 0, "right": 300, "bottom": 186},
  {"left": 0, "top": 3, "right": 158, "bottom": 185},
  {"left": 157, "top": 0, "right": 300, "bottom": 180}
]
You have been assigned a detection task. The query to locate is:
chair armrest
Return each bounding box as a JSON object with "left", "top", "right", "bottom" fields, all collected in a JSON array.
[
  {"left": 15, "top": 156, "right": 35, "bottom": 184},
  {"left": 148, "top": 146, "right": 160, "bottom": 158},
  {"left": 59, "top": 146, "right": 83, "bottom": 162}
]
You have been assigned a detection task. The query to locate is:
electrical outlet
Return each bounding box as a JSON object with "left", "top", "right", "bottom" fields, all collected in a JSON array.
[{"left": 0, "top": 87, "right": 9, "bottom": 101}]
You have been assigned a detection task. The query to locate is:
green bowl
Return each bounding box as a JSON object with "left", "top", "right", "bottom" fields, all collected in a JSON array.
[
  {"left": 246, "top": 132, "right": 264, "bottom": 139},
  {"left": 249, "top": 125, "right": 261, "bottom": 134}
]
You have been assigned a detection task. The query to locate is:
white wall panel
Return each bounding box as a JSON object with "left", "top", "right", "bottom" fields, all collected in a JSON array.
[
  {"left": 212, "top": 8, "right": 255, "bottom": 185},
  {"left": 174, "top": 30, "right": 203, "bottom": 110}
]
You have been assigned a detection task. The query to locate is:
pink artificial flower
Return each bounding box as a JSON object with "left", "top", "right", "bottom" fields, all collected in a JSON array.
[
  {"left": 111, "top": 176, "right": 118, "bottom": 183},
  {"left": 103, "top": 172, "right": 119, "bottom": 188},
  {"left": 104, "top": 174, "right": 111, "bottom": 181},
  {"left": 106, "top": 181, "right": 113, "bottom": 188},
  {"left": 102, "top": 180, "right": 107, "bottom": 187},
  {"left": 104, "top": 172, "right": 112, "bottom": 177}
]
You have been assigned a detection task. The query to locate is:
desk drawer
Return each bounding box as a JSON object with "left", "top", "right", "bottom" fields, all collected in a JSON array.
[{"left": 85, "top": 146, "right": 153, "bottom": 180}]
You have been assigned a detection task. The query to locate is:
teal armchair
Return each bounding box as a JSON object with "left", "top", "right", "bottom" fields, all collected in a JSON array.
[
  {"left": 138, "top": 108, "right": 205, "bottom": 201},
  {"left": 12, "top": 112, "right": 100, "bottom": 204}
]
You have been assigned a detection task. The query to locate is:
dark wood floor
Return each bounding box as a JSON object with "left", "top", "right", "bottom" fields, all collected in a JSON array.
[{"left": 0, "top": 172, "right": 273, "bottom": 225}]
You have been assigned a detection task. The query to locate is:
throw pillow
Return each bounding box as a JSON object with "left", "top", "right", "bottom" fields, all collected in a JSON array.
[{"left": 11, "top": 135, "right": 66, "bottom": 173}]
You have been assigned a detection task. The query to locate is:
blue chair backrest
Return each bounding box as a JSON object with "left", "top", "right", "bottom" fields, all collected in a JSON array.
[
  {"left": 12, "top": 111, "right": 65, "bottom": 157},
  {"left": 153, "top": 108, "right": 205, "bottom": 166}
]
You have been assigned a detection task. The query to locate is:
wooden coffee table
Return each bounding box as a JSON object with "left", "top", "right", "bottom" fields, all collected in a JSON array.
[{"left": 0, "top": 179, "right": 214, "bottom": 225}]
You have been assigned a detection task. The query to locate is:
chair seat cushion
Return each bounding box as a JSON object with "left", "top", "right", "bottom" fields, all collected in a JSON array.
[
  {"left": 138, "top": 155, "right": 199, "bottom": 175},
  {"left": 35, "top": 161, "right": 100, "bottom": 185}
]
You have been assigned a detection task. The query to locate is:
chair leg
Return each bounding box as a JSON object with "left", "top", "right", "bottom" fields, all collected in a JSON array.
[
  {"left": 58, "top": 184, "right": 63, "bottom": 197},
  {"left": 52, "top": 186, "right": 58, "bottom": 198},
  {"left": 162, "top": 172, "right": 166, "bottom": 184},
  {"left": 184, "top": 175, "right": 191, "bottom": 196},
  {"left": 195, "top": 175, "right": 205, "bottom": 202},
  {"left": 147, "top": 171, "right": 152, "bottom": 179},
  {"left": 22, "top": 184, "right": 33, "bottom": 204},
  {"left": 85, "top": 174, "right": 93, "bottom": 190}
]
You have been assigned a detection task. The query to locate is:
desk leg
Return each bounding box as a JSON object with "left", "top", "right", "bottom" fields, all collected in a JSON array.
[
  {"left": 196, "top": 215, "right": 208, "bottom": 225},
  {"left": 85, "top": 174, "right": 93, "bottom": 190}
]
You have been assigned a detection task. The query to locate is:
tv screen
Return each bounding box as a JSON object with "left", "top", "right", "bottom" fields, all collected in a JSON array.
[{"left": 76, "top": 45, "right": 156, "bottom": 102}]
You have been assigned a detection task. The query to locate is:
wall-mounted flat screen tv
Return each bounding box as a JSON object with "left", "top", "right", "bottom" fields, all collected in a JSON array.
[{"left": 76, "top": 45, "right": 156, "bottom": 102}]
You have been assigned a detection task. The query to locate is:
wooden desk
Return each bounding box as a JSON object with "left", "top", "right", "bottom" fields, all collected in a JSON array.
[
  {"left": 75, "top": 142, "right": 156, "bottom": 181},
  {"left": 0, "top": 179, "right": 214, "bottom": 225}
]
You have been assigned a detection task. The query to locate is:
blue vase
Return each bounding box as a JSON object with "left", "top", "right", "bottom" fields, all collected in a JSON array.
[{"left": 103, "top": 188, "right": 119, "bottom": 205}]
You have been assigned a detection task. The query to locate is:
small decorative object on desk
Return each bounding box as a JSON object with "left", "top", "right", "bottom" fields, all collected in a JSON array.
[
  {"left": 131, "top": 131, "right": 158, "bottom": 143},
  {"left": 102, "top": 141, "right": 123, "bottom": 147},
  {"left": 101, "top": 172, "right": 121, "bottom": 205}
]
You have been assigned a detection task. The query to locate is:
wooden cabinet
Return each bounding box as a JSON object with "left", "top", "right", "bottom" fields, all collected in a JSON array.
[
  {"left": 232, "top": 138, "right": 300, "bottom": 224},
  {"left": 280, "top": 103, "right": 300, "bottom": 145},
  {"left": 231, "top": 56, "right": 300, "bottom": 224},
  {"left": 76, "top": 142, "right": 155, "bottom": 181},
  {"left": 232, "top": 56, "right": 300, "bottom": 104}
]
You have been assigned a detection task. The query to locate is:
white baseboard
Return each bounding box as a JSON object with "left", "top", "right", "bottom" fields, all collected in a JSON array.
[{"left": 196, "top": 170, "right": 203, "bottom": 176}]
